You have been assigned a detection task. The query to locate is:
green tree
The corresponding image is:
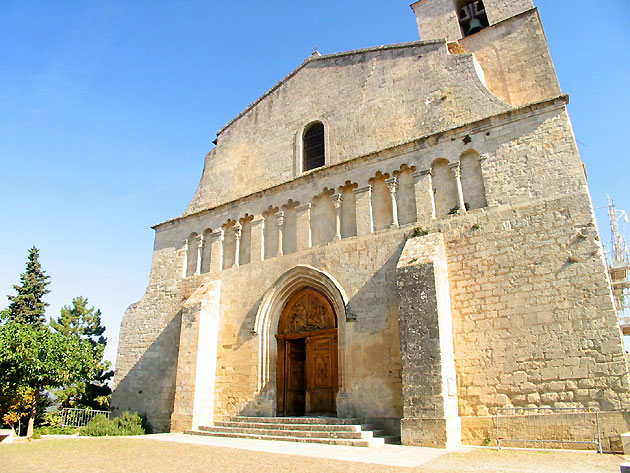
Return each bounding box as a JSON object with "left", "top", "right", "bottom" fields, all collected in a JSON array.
[
  {"left": 51, "top": 297, "right": 112, "bottom": 409},
  {"left": 51, "top": 297, "right": 106, "bottom": 346},
  {"left": 6, "top": 247, "right": 50, "bottom": 325},
  {"left": 0, "top": 322, "right": 97, "bottom": 437}
]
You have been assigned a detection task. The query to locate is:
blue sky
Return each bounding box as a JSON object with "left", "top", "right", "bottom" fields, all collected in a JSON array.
[{"left": 1, "top": 1, "right": 628, "bottom": 364}]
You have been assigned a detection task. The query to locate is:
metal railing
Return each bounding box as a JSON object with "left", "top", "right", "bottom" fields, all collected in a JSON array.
[
  {"left": 495, "top": 407, "right": 602, "bottom": 453},
  {"left": 61, "top": 408, "right": 111, "bottom": 428}
]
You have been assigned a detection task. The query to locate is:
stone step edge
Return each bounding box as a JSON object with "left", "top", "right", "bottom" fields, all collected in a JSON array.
[
  {"left": 224, "top": 416, "right": 362, "bottom": 425},
  {"left": 214, "top": 421, "right": 374, "bottom": 432},
  {"left": 206, "top": 424, "right": 389, "bottom": 437},
  {"left": 198, "top": 425, "right": 382, "bottom": 439},
  {"left": 184, "top": 429, "right": 384, "bottom": 447}
]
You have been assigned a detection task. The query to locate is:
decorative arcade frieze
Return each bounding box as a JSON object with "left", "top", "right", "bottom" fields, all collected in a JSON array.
[{"left": 182, "top": 153, "right": 487, "bottom": 278}]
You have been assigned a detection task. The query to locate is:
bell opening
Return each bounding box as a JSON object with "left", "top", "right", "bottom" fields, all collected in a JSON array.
[{"left": 457, "top": 0, "right": 490, "bottom": 37}]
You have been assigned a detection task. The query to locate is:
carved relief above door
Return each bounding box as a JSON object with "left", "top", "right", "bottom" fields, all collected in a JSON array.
[{"left": 277, "top": 288, "right": 338, "bottom": 416}]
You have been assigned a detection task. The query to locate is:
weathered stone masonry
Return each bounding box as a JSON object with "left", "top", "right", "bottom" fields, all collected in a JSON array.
[{"left": 112, "top": 0, "right": 630, "bottom": 449}]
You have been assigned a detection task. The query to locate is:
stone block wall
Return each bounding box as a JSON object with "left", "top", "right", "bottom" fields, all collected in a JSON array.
[
  {"left": 111, "top": 285, "right": 183, "bottom": 431},
  {"left": 184, "top": 41, "right": 508, "bottom": 214},
  {"left": 411, "top": 3, "right": 559, "bottom": 107},
  {"left": 443, "top": 194, "right": 630, "bottom": 416},
  {"left": 113, "top": 95, "right": 630, "bottom": 437},
  {"left": 112, "top": 2, "right": 629, "bottom": 441},
  {"left": 397, "top": 234, "right": 461, "bottom": 448},
  {"left": 412, "top": 0, "right": 534, "bottom": 42},
  {"left": 460, "top": 9, "right": 560, "bottom": 107}
]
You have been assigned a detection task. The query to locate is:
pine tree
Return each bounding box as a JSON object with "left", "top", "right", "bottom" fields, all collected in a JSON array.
[
  {"left": 7, "top": 247, "right": 50, "bottom": 325},
  {"left": 50, "top": 297, "right": 112, "bottom": 410},
  {"left": 50, "top": 297, "right": 106, "bottom": 346}
]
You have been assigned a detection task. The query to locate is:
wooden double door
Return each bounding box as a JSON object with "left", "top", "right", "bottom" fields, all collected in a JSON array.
[
  {"left": 277, "top": 329, "right": 338, "bottom": 416},
  {"left": 276, "top": 288, "right": 338, "bottom": 416}
]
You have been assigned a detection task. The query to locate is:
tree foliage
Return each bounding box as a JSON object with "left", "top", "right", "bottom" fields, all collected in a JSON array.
[
  {"left": 50, "top": 297, "right": 112, "bottom": 409},
  {"left": 0, "top": 323, "right": 97, "bottom": 390},
  {"left": 0, "top": 248, "right": 112, "bottom": 437},
  {"left": 50, "top": 297, "right": 105, "bottom": 345},
  {"left": 6, "top": 247, "right": 50, "bottom": 325},
  {"left": 0, "top": 322, "right": 97, "bottom": 436},
  {"left": 0, "top": 383, "right": 35, "bottom": 432}
]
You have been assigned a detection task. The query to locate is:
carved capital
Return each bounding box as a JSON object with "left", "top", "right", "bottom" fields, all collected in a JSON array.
[
  {"left": 234, "top": 223, "right": 242, "bottom": 240},
  {"left": 332, "top": 193, "right": 343, "bottom": 209},
  {"left": 276, "top": 211, "right": 285, "bottom": 227},
  {"left": 448, "top": 162, "right": 461, "bottom": 178},
  {"left": 385, "top": 177, "right": 398, "bottom": 193},
  {"left": 196, "top": 234, "right": 205, "bottom": 247}
]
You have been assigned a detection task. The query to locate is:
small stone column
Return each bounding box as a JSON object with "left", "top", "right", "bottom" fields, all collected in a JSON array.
[
  {"left": 276, "top": 211, "right": 284, "bottom": 257},
  {"left": 413, "top": 169, "right": 435, "bottom": 221},
  {"left": 386, "top": 177, "right": 399, "bottom": 228},
  {"left": 233, "top": 223, "right": 242, "bottom": 268},
  {"left": 296, "top": 203, "right": 312, "bottom": 251},
  {"left": 332, "top": 194, "right": 343, "bottom": 240},
  {"left": 195, "top": 234, "right": 204, "bottom": 275},
  {"left": 209, "top": 229, "right": 224, "bottom": 274},
  {"left": 449, "top": 162, "right": 466, "bottom": 214},
  {"left": 354, "top": 185, "right": 374, "bottom": 236},
  {"left": 182, "top": 239, "right": 189, "bottom": 279}
]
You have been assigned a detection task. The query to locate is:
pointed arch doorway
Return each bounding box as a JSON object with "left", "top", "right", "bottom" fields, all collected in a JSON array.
[{"left": 276, "top": 288, "right": 338, "bottom": 416}]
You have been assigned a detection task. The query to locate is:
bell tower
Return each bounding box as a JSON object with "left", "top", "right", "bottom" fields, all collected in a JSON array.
[
  {"left": 410, "top": 0, "right": 560, "bottom": 107},
  {"left": 411, "top": 0, "right": 534, "bottom": 41}
]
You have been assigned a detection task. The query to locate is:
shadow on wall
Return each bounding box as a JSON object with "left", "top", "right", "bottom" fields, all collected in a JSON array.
[
  {"left": 228, "top": 235, "right": 407, "bottom": 423},
  {"left": 111, "top": 311, "right": 183, "bottom": 433},
  {"left": 344, "top": 242, "right": 405, "bottom": 421}
]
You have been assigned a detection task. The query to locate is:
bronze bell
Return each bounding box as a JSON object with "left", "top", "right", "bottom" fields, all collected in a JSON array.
[{"left": 467, "top": 18, "right": 484, "bottom": 36}]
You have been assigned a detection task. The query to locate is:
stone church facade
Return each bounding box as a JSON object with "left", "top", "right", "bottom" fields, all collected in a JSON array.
[{"left": 112, "top": 0, "right": 630, "bottom": 448}]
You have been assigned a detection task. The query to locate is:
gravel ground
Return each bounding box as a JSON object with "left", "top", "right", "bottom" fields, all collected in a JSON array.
[{"left": 1, "top": 436, "right": 627, "bottom": 473}]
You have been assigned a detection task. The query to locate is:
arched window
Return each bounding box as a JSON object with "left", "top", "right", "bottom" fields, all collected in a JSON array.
[
  {"left": 303, "top": 122, "right": 325, "bottom": 171},
  {"left": 185, "top": 232, "right": 198, "bottom": 277},
  {"left": 369, "top": 172, "right": 393, "bottom": 231},
  {"left": 460, "top": 151, "right": 487, "bottom": 210},
  {"left": 457, "top": 0, "right": 489, "bottom": 37},
  {"left": 431, "top": 159, "right": 458, "bottom": 218},
  {"left": 200, "top": 228, "right": 213, "bottom": 274}
]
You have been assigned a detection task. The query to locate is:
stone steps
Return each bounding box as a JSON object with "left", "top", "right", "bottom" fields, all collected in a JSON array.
[
  {"left": 185, "top": 416, "right": 396, "bottom": 447},
  {"left": 226, "top": 416, "right": 361, "bottom": 425},
  {"left": 199, "top": 425, "right": 387, "bottom": 439},
  {"left": 214, "top": 420, "right": 374, "bottom": 432}
]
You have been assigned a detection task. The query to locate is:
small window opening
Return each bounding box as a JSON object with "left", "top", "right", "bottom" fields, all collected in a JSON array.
[
  {"left": 458, "top": 0, "right": 489, "bottom": 37},
  {"left": 303, "top": 122, "right": 325, "bottom": 171}
]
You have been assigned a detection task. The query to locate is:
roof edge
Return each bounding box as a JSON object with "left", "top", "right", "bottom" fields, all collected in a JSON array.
[{"left": 216, "top": 40, "right": 445, "bottom": 137}]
